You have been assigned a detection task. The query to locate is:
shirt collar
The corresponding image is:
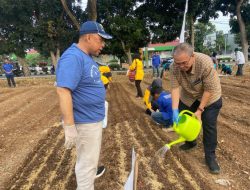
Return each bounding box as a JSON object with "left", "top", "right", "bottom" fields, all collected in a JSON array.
[{"left": 189, "top": 54, "right": 196, "bottom": 75}]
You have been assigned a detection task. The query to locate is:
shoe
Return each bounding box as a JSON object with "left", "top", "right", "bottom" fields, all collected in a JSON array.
[
  {"left": 179, "top": 142, "right": 197, "bottom": 151},
  {"left": 206, "top": 158, "right": 220, "bottom": 174},
  {"left": 95, "top": 166, "right": 106, "bottom": 178},
  {"left": 162, "top": 127, "right": 174, "bottom": 132},
  {"left": 145, "top": 109, "right": 152, "bottom": 116}
]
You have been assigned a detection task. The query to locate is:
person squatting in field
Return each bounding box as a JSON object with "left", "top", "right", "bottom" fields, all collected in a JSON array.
[
  {"left": 144, "top": 78, "right": 162, "bottom": 115},
  {"left": 144, "top": 79, "right": 173, "bottom": 128},
  {"left": 56, "top": 21, "right": 112, "bottom": 190},
  {"left": 170, "top": 43, "right": 222, "bottom": 174}
]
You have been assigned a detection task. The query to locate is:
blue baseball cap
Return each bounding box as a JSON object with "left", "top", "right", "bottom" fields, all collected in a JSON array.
[{"left": 79, "top": 21, "right": 113, "bottom": 39}]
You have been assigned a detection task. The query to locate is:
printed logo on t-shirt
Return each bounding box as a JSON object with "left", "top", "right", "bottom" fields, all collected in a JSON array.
[
  {"left": 90, "top": 65, "right": 101, "bottom": 83},
  {"left": 163, "top": 94, "right": 171, "bottom": 100}
]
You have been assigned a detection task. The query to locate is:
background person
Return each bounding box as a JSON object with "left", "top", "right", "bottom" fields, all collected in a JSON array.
[
  {"left": 56, "top": 21, "right": 112, "bottom": 190},
  {"left": 2, "top": 57, "right": 16, "bottom": 88},
  {"left": 170, "top": 43, "right": 222, "bottom": 174},
  {"left": 129, "top": 53, "right": 144, "bottom": 98},
  {"left": 152, "top": 52, "right": 161, "bottom": 78},
  {"left": 211, "top": 52, "right": 218, "bottom": 70},
  {"left": 99, "top": 64, "right": 112, "bottom": 89},
  {"left": 234, "top": 48, "right": 245, "bottom": 76},
  {"left": 221, "top": 64, "right": 232, "bottom": 75}
]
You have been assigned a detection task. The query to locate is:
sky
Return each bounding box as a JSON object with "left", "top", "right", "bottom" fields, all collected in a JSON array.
[
  {"left": 209, "top": 12, "right": 231, "bottom": 34},
  {"left": 79, "top": 0, "right": 231, "bottom": 33}
]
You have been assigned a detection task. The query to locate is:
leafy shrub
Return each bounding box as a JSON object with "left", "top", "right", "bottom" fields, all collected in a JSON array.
[
  {"left": 109, "top": 59, "right": 119, "bottom": 64},
  {"left": 109, "top": 63, "right": 121, "bottom": 70}
]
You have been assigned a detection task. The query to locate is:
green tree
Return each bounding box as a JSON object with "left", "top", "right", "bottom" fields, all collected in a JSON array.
[
  {"left": 136, "top": 0, "right": 217, "bottom": 47},
  {"left": 0, "top": 0, "right": 36, "bottom": 75},
  {"left": 214, "top": 0, "right": 249, "bottom": 61},
  {"left": 87, "top": 0, "right": 97, "bottom": 21},
  {"left": 215, "top": 31, "right": 225, "bottom": 53},
  {"left": 194, "top": 22, "right": 216, "bottom": 52},
  {"left": 32, "top": 0, "right": 86, "bottom": 66},
  {"left": 97, "top": 0, "right": 150, "bottom": 64},
  {"left": 136, "top": 0, "right": 183, "bottom": 42},
  {"left": 229, "top": 3, "right": 250, "bottom": 49},
  {"left": 186, "top": 0, "right": 218, "bottom": 47}
]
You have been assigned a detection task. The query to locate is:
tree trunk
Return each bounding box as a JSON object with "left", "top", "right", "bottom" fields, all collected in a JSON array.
[
  {"left": 60, "top": 0, "right": 80, "bottom": 30},
  {"left": 50, "top": 48, "right": 60, "bottom": 67},
  {"left": 125, "top": 49, "right": 132, "bottom": 65},
  {"left": 17, "top": 56, "right": 31, "bottom": 76},
  {"left": 191, "top": 17, "right": 195, "bottom": 48},
  {"left": 120, "top": 40, "right": 132, "bottom": 64},
  {"left": 236, "top": 0, "right": 249, "bottom": 62},
  {"left": 87, "top": 0, "right": 97, "bottom": 21}
]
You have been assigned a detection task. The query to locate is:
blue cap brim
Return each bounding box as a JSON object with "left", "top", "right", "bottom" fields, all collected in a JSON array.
[{"left": 98, "top": 32, "right": 113, "bottom": 39}]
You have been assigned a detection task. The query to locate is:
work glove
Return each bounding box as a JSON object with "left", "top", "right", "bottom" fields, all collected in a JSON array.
[
  {"left": 63, "top": 124, "right": 78, "bottom": 149},
  {"left": 172, "top": 109, "right": 180, "bottom": 124},
  {"left": 145, "top": 108, "right": 152, "bottom": 116}
]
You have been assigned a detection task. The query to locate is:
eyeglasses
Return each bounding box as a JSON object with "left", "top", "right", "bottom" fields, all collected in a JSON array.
[
  {"left": 175, "top": 56, "right": 191, "bottom": 67},
  {"left": 92, "top": 34, "right": 105, "bottom": 45}
]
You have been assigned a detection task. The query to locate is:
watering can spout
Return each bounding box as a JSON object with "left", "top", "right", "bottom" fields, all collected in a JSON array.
[{"left": 167, "top": 136, "right": 186, "bottom": 148}]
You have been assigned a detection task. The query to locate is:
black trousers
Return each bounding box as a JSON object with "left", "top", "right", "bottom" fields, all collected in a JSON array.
[
  {"left": 236, "top": 64, "right": 244, "bottom": 76},
  {"left": 6, "top": 75, "right": 16, "bottom": 87},
  {"left": 179, "top": 98, "right": 222, "bottom": 160},
  {"left": 135, "top": 80, "right": 143, "bottom": 97}
]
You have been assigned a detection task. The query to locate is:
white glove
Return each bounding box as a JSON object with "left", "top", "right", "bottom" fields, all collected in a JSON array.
[{"left": 63, "top": 124, "right": 78, "bottom": 149}]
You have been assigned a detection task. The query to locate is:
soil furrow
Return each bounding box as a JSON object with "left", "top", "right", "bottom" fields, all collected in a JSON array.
[
  {"left": 6, "top": 125, "right": 62, "bottom": 189},
  {"left": 115, "top": 83, "right": 191, "bottom": 189},
  {"left": 120, "top": 82, "right": 207, "bottom": 189}
]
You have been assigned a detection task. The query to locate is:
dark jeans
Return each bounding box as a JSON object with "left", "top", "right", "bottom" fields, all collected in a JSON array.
[
  {"left": 6, "top": 75, "right": 16, "bottom": 87},
  {"left": 151, "top": 112, "right": 172, "bottom": 128},
  {"left": 153, "top": 66, "right": 160, "bottom": 77},
  {"left": 179, "top": 98, "right": 222, "bottom": 160},
  {"left": 151, "top": 100, "right": 159, "bottom": 111},
  {"left": 236, "top": 64, "right": 244, "bottom": 76},
  {"left": 135, "top": 80, "right": 143, "bottom": 97}
]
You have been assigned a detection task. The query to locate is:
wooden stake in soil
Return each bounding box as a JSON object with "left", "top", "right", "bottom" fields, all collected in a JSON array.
[
  {"left": 133, "top": 156, "right": 138, "bottom": 190},
  {"left": 124, "top": 148, "right": 137, "bottom": 190}
]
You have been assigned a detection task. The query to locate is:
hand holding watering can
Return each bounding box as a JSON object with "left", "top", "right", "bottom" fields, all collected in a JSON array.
[{"left": 155, "top": 110, "right": 202, "bottom": 158}]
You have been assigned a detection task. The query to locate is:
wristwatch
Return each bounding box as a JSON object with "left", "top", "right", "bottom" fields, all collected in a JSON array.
[{"left": 198, "top": 107, "right": 204, "bottom": 112}]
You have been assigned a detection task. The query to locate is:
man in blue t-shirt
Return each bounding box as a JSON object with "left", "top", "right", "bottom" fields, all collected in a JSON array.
[
  {"left": 2, "top": 57, "right": 16, "bottom": 88},
  {"left": 149, "top": 86, "right": 173, "bottom": 128},
  {"left": 152, "top": 52, "right": 161, "bottom": 78},
  {"left": 56, "top": 21, "right": 112, "bottom": 190}
]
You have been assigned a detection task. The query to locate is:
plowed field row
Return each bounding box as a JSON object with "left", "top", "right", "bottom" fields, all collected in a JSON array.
[{"left": 0, "top": 73, "right": 250, "bottom": 190}]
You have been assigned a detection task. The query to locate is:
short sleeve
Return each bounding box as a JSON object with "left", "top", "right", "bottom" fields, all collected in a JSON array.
[
  {"left": 202, "top": 57, "right": 219, "bottom": 92},
  {"left": 170, "top": 64, "right": 180, "bottom": 89},
  {"left": 129, "top": 59, "right": 136, "bottom": 70},
  {"left": 56, "top": 54, "right": 83, "bottom": 91}
]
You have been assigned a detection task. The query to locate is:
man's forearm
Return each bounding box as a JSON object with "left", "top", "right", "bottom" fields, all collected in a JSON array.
[
  {"left": 171, "top": 87, "right": 180, "bottom": 109},
  {"left": 57, "top": 87, "right": 74, "bottom": 125},
  {"left": 199, "top": 91, "right": 212, "bottom": 110}
]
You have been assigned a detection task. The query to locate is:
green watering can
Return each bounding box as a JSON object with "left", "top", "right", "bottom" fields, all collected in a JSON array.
[{"left": 166, "top": 110, "right": 202, "bottom": 149}]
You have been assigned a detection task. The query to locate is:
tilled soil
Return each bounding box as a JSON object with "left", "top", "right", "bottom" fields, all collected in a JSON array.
[{"left": 0, "top": 70, "right": 250, "bottom": 190}]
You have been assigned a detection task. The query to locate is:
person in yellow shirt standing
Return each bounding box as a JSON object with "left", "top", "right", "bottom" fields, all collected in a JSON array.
[{"left": 129, "top": 53, "right": 144, "bottom": 98}]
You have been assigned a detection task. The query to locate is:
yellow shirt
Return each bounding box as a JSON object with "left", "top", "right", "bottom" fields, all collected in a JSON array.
[
  {"left": 143, "top": 88, "right": 151, "bottom": 109},
  {"left": 129, "top": 59, "right": 144, "bottom": 80},
  {"left": 99, "top": 66, "right": 112, "bottom": 85}
]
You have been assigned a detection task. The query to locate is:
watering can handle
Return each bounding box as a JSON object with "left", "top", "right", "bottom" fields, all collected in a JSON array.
[{"left": 178, "top": 110, "right": 195, "bottom": 119}]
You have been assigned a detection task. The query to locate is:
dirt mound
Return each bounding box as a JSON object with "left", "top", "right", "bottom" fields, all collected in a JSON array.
[{"left": 1, "top": 71, "right": 250, "bottom": 190}]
